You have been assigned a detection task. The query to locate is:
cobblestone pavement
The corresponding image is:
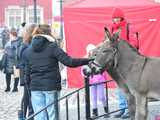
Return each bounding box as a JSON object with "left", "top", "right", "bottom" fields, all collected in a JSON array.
[
  {"left": 0, "top": 70, "right": 120, "bottom": 120},
  {"left": 0, "top": 72, "right": 22, "bottom": 120}
]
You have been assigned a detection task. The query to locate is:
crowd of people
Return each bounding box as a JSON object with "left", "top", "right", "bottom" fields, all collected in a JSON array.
[{"left": 0, "top": 7, "right": 139, "bottom": 120}]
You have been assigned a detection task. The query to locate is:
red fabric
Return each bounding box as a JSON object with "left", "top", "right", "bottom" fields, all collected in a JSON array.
[
  {"left": 128, "top": 25, "right": 139, "bottom": 49},
  {"left": 112, "top": 8, "right": 125, "bottom": 19},
  {"left": 65, "top": 0, "right": 157, "bottom": 8},
  {"left": 64, "top": 0, "right": 160, "bottom": 88}
]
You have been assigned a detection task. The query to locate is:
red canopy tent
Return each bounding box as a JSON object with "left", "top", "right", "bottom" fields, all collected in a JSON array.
[{"left": 63, "top": 0, "right": 160, "bottom": 88}]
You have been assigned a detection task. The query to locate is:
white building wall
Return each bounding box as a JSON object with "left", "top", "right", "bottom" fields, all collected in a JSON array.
[
  {"left": 52, "top": 0, "right": 61, "bottom": 16},
  {"left": 52, "top": 0, "right": 61, "bottom": 36}
]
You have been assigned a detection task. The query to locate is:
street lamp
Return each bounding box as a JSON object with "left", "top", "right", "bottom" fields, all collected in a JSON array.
[
  {"left": 22, "top": 0, "right": 27, "bottom": 22},
  {"left": 59, "top": 0, "right": 63, "bottom": 39},
  {"left": 33, "top": 0, "right": 37, "bottom": 23}
]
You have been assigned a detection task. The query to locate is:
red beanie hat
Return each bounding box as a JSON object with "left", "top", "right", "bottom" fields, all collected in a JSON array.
[{"left": 112, "top": 8, "right": 125, "bottom": 19}]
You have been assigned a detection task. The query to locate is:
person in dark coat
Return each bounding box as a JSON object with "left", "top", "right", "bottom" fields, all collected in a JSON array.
[
  {"left": 18, "top": 24, "right": 36, "bottom": 120},
  {"left": 24, "top": 24, "right": 93, "bottom": 120},
  {"left": 2, "top": 28, "right": 21, "bottom": 92}
]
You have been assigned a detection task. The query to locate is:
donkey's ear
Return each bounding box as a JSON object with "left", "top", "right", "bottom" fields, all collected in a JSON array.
[
  {"left": 104, "top": 27, "right": 111, "bottom": 41},
  {"left": 111, "top": 32, "right": 119, "bottom": 43},
  {"left": 104, "top": 27, "right": 109, "bottom": 32}
]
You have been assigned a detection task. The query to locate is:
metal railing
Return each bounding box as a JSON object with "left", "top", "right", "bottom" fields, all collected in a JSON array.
[
  {"left": 26, "top": 76, "right": 124, "bottom": 120},
  {"left": 26, "top": 86, "right": 84, "bottom": 120}
]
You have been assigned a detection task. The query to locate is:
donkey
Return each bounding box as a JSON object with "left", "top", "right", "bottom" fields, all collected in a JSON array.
[
  {"left": 89, "top": 27, "right": 160, "bottom": 120},
  {"left": 88, "top": 29, "right": 136, "bottom": 120}
]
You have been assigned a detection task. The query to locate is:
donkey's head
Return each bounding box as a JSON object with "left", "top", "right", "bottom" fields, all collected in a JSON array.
[{"left": 90, "top": 27, "right": 119, "bottom": 73}]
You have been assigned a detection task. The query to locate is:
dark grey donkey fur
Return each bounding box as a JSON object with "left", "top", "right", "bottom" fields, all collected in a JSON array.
[{"left": 89, "top": 27, "right": 160, "bottom": 120}]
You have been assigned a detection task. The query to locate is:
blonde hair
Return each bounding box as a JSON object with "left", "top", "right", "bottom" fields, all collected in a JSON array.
[{"left": 23, "top": 24, "right": 37, "bottom": 43}]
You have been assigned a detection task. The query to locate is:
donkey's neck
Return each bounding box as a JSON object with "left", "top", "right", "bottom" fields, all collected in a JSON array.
[{"left": 117, "top": 40, "right": 143, "bottom": 79}]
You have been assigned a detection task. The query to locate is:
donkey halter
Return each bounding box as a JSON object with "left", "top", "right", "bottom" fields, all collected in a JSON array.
[
  {"left": 90, "top": 61, "right": 102, "bottom": 68},
  {"left": 91, "top": 47, "right": 118, "bottom": 70}
]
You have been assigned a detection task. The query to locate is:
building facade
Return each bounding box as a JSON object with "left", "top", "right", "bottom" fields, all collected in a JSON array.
[{"left": 0, "top": 0, "right": 52, "bottom": 28}]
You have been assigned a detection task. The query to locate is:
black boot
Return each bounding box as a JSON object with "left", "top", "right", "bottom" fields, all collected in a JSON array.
[
  {"left": 5, "top": 87, "right": 10, "bottom": 92},
  {"left": 104, "top": 106, "right": 110, "bottom": 118},
  {"left": 5, "top": 73, "right": 11, "bottom": 92},
  {"left": 104, "top": 106, "right": 108, "bottom": 113},
  {"left": 92, "top": 108, "right": 98, "bottom": 117},
  {"left": 12, "top": 78, "right": 19, "bottom": 92},
  {"left": 114, "top": 109, "right": 125, "bottom": 118}
]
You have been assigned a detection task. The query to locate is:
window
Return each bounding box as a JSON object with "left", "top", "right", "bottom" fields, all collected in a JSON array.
[
  {"left": 5, "top": 6, "right": 43, "bottom": 28},
  {"left": 27, "top": 7, "right": 43, "bottom": 24},
  {"left": 5, "top": 7, "right": 23, "bottom": 28}
]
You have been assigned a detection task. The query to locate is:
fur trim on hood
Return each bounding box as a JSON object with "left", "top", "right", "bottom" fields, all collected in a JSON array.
[{"left": 33, "top": 34, "right": 56, "bottom": 42}]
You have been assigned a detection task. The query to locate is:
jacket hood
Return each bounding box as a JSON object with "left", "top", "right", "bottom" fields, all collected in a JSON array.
[
  {"left": 112, "top": 8, "right": 125, "bottom": 19},
  {"left": 32, "top": 34, "right": 56, "bottom": 52}
]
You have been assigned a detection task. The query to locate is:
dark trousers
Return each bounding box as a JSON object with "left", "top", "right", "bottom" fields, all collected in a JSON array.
[
  {"left": 21, "top": 85, "right": 34, "bottom": 119},
  {"left": 5, "top": 73, "right": 11, "bottom": 89},
  {"left": 13, "top": 77, "right": 19, "bottom": 90},
  {"left": 5, "top": 73, "right": 19, "bottom": 90}
]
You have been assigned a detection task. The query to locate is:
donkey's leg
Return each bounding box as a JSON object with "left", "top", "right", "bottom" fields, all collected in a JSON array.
[
  {"left": 127, "top": 94, "right": 136, "bottom": 120},
  {"left": 135, "top": 94, "right": 147, "bottom": 120}
]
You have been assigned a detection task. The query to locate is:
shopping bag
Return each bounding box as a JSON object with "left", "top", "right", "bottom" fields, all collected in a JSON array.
[{"left": 13, "top": 66, "right": 20, "bottom": 78}]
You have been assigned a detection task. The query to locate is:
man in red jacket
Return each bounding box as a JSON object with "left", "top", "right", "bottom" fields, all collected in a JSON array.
[{"left": 111, "top": 8, "right": 139, "bottom": 119}]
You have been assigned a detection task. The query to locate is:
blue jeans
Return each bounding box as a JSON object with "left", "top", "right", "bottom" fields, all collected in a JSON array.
[
  {"left": 116, "top": 89, "right": 128, "bottom": 109},
  {"left": 31, "top": 90, "right": 60, "bottom": 120}
]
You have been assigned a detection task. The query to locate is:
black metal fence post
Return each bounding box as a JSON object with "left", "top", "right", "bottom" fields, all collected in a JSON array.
[
  {"left": 105, "top": 82, "right": 109, "bottom": 113},
  {"left": 33, "top": 0, "right": 37, "bottom": 23},
  {"left": 84, "top": 75, "right": 91, "bottom": 120}
]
